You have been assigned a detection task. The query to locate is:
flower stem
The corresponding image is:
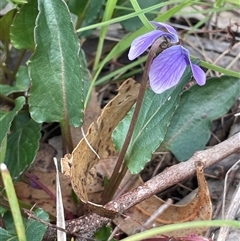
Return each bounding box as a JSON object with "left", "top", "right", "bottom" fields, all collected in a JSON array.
[{"left": 101, "top": 39, "right": 163, "bottom": 204}]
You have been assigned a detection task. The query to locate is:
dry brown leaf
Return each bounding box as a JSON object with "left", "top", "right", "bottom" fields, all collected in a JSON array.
[
  {"left": 114, "top": 161, "right": 212, "bottom": 236},
  {"left": 15, "top": 143, "right": 77, "bottom": 217},
  {"left": 62, "top": 78, "right": 140, "bottom": 218}
]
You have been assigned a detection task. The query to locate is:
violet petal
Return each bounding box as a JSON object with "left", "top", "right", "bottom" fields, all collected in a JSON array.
[
  {"left": 150, "top": 21, "right": 179, "bottom": 42},
  {"left": 191, "top": 64, "right": 206, "bottom": 85},
  {"left": 149, "top": 45, "right": 186, "bottom": 93},
  {"left": 128, "top": 30, "right": 175, "bottom": 60},
  {"left": 181, "top": 46, "right": 206, "bottom": 85}
]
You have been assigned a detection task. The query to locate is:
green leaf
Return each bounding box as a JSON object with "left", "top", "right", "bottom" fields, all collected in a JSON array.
[
  {"left": 0, "top": 206, "right": 7, "bottom": 216},
  {"left": 0, "top": 228, "right": 15, "bottom": 240},
  {"left": 25, "top": 209, "right": 49, "bottom": 241},
  {"left": 68, "top": 0, "right": 103, "bottom": 37},
  {"left": 112, "top": 66, "right": 194, "bottom": 174},
  {"left": 28, "top": 0, "right": 84, "bottom": 127},
  {"left": 0, "top": 9, "right": 16, "bottom": 43},
  {"left": 162, "top": 76, "right": 240, "bottom": 161},
  {"left": 82, "top": 0, "right": 105, "bottom": 26},
  {"left": 2, "top": 211, "right": 16, "bottom": 233},
  {"left": 0, "top": 66, "right": 30, "bottom": 95},
  {"left": 68, "top": 0, "right": 104, "bottom": 25},
  {"left": 95, "top": 226, "right": 116, "bottom": 241},
  {"left": 4, "top": 118, "right": 41, "bottom": 181},
  {"left": 10, "top": 0, "right": 38, "bottom": 51},
  {"left": 68, "top": 0, "right": 89, "bottom": 16},
  {"left": 0, "top": 96, "right": 25, "bottom": 148},
  {"left": 0, "top": 209, "right": 48, "bottom": 241}
]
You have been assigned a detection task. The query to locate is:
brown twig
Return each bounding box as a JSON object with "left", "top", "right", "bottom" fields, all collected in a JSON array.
[{"left": 43, "top": 132, "right": 240, "bottom": 241}]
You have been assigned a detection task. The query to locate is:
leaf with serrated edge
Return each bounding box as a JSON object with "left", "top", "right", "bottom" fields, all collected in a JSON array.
[
  {"left": 28, "top": 0, "right": 83, "bottom": 127},
  {"left": 163, "top": 76, "right": 240, "bottom": 161},
  {"left": 112, "top": 65, "right": 195, "bottom": 174}
]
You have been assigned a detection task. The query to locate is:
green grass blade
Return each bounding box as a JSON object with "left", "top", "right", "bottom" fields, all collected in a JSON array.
[
  {"left": 120, "top": 220, "right": 240, "bottom": 241},
  {"left": 93, "top": 0, "right": 118, "bottom": 71},
  {"left": 95, "top": 56, "right": 147, "bottom": 85},
  {"left": 77, "top": 0, "right": 191, "bottom": 33},
  {"left": 201, "top": 60, "right": 240, "bottom": 78},
  {"left": 0, "top": 163, "right": 27, "bottom": 241},
  {"left": 130, "top": 0, "right": 154, "bottom": 30}
]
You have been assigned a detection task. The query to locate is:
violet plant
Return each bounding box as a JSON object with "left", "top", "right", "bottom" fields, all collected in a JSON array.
[{"left": 103, "top": 19, "right": 240, "bottom": 202}]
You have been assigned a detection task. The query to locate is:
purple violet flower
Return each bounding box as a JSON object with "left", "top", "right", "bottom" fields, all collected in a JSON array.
[{"left": 128, "top": 21, "right": 206, "bottom": 94}]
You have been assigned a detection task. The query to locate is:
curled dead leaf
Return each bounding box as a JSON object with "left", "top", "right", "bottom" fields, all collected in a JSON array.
[
  {"left": 114, "top": 161, "right": 212, "bottom": 236},
  {"left": 61, "top": 78, "right": 140, "bottom": 218}
]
